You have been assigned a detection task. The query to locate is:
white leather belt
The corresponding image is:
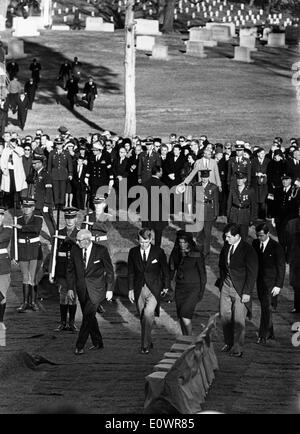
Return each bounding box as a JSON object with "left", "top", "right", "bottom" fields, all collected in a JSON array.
[
  {"left": 0, "top": 248, "right": 8, "bottom": 254},
  {"left": 18, "top": 237, "right": 40, "bottom": 244},
  {"left": 58, "top": 252, "right": 67, "bottom": 257},
  {"left": 91, "top": 236, "right": 107, "bottom": 242}
]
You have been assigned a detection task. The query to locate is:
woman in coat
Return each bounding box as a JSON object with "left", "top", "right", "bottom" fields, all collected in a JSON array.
[{"left": 169, "top": 231, "right": 207, "bottom": 335}]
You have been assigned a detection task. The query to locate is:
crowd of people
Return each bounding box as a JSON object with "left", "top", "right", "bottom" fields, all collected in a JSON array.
[{"left": 0, "top": 126, "right": 299, "bottom": 358}]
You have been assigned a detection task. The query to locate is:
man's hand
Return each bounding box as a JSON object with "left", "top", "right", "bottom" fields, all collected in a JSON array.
[
  {"left": 271, "top": 287, "right": 281, "bottom": 297},
  {"left": 271, "top": 218, "right": 276, "bottom": 228},
  {"left": 11, "top": 259, "right": 18, "bottom": 266},
  {"left": 43, "top": 206, "right": 48, "bottom": 213},
  {"left": 242, "top": 294, "right": 251, "bottom": 303},
  {"left": 68, "top": 290, "right": 75, "bottom": 301},
  {"left": 161, "top": 288, "right": 168, "bottom": 296},
  {"left": 219, "top": 186, "right": 222, "bottom": 193},
  {"left": 138, "top": 178, "right": 142, "bottom": 184},
  {"left": 49, "top": 275, "right": 55, "bottom": 284},
  {"left": 168, "top": 174, "right": 175, "bottom": 180},
  {"left": 68, "top": 176, "right": 73, "bottom": 181},
  {"left": 106, "top": 290, "right": 113, "bottom": 302},
  {"left": 12, "top": 224, "right": 22, "bottom": 229},
  {"left": 128, "top": 290, "right": 135, "bottom": 304}
]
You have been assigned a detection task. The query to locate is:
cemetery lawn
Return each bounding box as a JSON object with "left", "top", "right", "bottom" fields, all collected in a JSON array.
[{"left": 4, "top": 29, "right": 299, "bottom": 145}]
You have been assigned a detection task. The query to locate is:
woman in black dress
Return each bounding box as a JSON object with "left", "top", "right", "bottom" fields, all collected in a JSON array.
[{"left": 169, "top": 231, "right": 207, "bottom": 336}]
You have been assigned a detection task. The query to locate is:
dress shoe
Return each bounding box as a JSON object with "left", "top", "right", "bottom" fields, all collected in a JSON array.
[
  {"left": 267, "top": 334, "right": 275, "bottom": 341},
  {"left": 256, "top": 337, "right": 267, "bottom": 345},
  {"left": 140, "top": 347, "right": 150, "bottom": 355},
  {"left": 17, "top": 303, "right": 29, "bottom": 313},
  {"left": 88, "top": 343, "right": 104, "bottom": 351},
  {"left": 30, "top": 302, "right": 39, "bottom": 312},
  {"left": 221, "top": 344, "right": 232, "bottom": 353},
  {"left": 68, "top": 323, "right": 78, "bottom": 332},
  {"left": 54, "top": 323, "right": 67, "bottom": 332},
  {"left": 74, "top": 348, "right": 84, "bottom": 355},
  {"left": 230, "top": 351, "right": 243, "bottom": 358}
]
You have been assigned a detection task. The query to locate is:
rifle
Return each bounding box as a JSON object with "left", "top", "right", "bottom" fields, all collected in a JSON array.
[
  {"left": 83, "top": 186, "right": 93, "bottom": 230},
  {"left": 50, "top": 205, "right": 60, "bottom": 281},
  {"left": 13, "top": 193, "right": 18, "bottom": 262}
]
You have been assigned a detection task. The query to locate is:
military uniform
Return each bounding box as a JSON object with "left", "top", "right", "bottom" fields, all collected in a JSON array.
[
  {"left": 51, "top": 214, "right": 79, "bottom": 332},
  {"left": 227, "top": 156, "right": 251, "bottom": 189},
  {"left": 138, "top": 150, "right": 161, "bottom": 185},
  {"left": 227, "top": 186, "right": 257, "bottom": 240},
  {"left": 27, "top": 154, "right": 55, "bottom": 237},
  {"left": 86, "top": 153, "right": 113, "bottom": 208},
  {"left": 193, "top": 177, "right": 219, "bottom": 256},
  {"left": 81, "top": 211, "right": 111, "bottom": 252},
  {"left": 16, "top": 199, "right": 43, "bottom": 313},
  {"left": 48, "top": 144, "right": 73, "bottom": 206},
  {"left": 0, "top": 215, "right": 13, "bottom": 328}
]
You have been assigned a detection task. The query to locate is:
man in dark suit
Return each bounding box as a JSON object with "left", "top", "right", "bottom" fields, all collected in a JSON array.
[
  {"left": 128, "top": 228, "right": 170, "bottom": 354},
  {"left": 82, "top": 77, "right": 98, "bottom": 111},
  {"left": 17, "top": 92, "right": 30, "bottom": 130},
  {"left": 66, "top": 229, "right": 114, "bottom": 355},
  {"left": 218, "top": 223, "right": 258, "bottom": 357},
  {"left": 286, "top": 149, "right": 300, "bottom": 184},
  {"left": 72, "top": 156, "right": 88, "bottom": 210},
  {"left": 142, "top": 165, "right": 169, "bottom": 247},
  {"left": 252, "top": 223, "right": 285, "bottom": 344}
]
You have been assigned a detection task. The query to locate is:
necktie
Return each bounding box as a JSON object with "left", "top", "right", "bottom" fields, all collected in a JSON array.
[
  {"left": 143, "top": 250, "right": 147, "bottom": 266},
  {"left": 83, "top": 249, "right": 87, "bottom": 268},
  {"left": 228, "top": 246, "right": 234, "bottom": 265},
  {"left": 260, "top": 243, "right": 264, "bottom": 253}
]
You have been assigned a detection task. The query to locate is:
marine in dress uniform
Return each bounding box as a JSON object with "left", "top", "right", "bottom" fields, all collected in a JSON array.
[
  {"left": 47, "top": 137, "right": 73, "bottom": 207},
  {"left": 15, "top": 198, "right": 43, "bottom": 313},
  {"left": 227, "top": 172, "right": 257, "bottom": 241},
  {"left": 50, "top": 208, "right": 79, "bottom": 332},
  {"left": 192, "top": 170, "right": 219, "bottom": 257},
  {"left": 0, "top": 207, "right": 13, "bottom": 330},
  {"left": 27, "top": 150, "right": 55, "bottom": 237},
  {"left": 86, "top": 142, "right": 114, "bottom": 210},
  {"left": 227, "top": 143, "right": 251, "bottom": 190},
  {"left": 82, "top": 77, "right": 98, "bottom": 111}
]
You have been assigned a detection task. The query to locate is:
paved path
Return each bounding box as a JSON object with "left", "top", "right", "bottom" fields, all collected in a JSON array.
[{"left": 0, "top": 215, "right": 299, "bottom": 414}]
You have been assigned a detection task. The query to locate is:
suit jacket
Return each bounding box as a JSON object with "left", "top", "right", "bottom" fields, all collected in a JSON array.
[
  {"left": 67, "top": 243, "right": 114, "bottom": 307},
  {"left": 164, "top": 153, "right": 186, "bottom": 188},
  {"left": 252, "top": 238, "right": 285, "bottom": 291},
  {"left": 128, "top": 245, "right": 170, "bottom": 315},
  {"left": 286, "top": 158, "right": 300, "bottom": 183},
  {"left": 219, "top": 240, "right": 258, "bottom": 316},
  {"left": 194, "top": 157, "right": 221, "bottom": 189}
]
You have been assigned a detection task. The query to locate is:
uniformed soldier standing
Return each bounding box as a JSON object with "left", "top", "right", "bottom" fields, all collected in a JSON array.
[
  {"left": 227, "top": 142, "right": 252, "bottom": 190},
  {"left": 227, "top": 172, "right": 257, "bottom": 241},
  {"left": 47, "top": 137, "right": 73, "bottom": 208},
  {"left": 50, "top": 207, "right": 79, "bottom": 332},
  {"left": 27, "top": 150, "right": 55, "bottom": 237},
  {"left": 86, "top": 142, "right": 114, "bottom": 210},
  {"left": 82, "top": 196, "right": 112, "bottom": 252},
  {"left": 15, "top": 198, "right": 43, "bottom": 313},
  {"left": 0, "top": 207, "right": 13, "bottom": 330},
  {"left": 193, "top": 169, "right": 219, "bottom": 257}
]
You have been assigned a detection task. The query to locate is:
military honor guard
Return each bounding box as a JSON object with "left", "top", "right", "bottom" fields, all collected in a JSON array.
[
  {"left": 227, "top": 172, "right": 257, "bottom": 241},
  {"left": 50, "top": 208, "right": 79, "bottom": 332},
  {"left": 82, "top": 196, "right": 111, "bottom": 251},
  {"left": 15, "top": 198, "right": 43, "bottom": 313},
  {"left": 227, "top": 142, "right": 251, "bottom": 189},
  {"left": 47, "top": 137, "right": 73, "bottom": 208},
  {"left": 138, "top": 139, "right": 161, "bottom": 185},
  {"left": 0, "top": 207, "right": 13, "bottom": 330},
  {"left": 192, "top": 169, "right": 219, "bottom": 257},
  {"left": 27, "top": 150, "right": 55, "bottom": 237}
]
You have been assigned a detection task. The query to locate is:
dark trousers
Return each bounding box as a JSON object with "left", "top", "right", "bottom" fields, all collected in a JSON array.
[
  {"left": 293, "top": 287, "right": 300, "bottom": 312},
  {"left": 53, "top": 180, "right": 67, "bottom": 206},
  {"left": 257, "top": 284, "right": 274, "bottom": 339},
  {"left": 257, "top": 202, "right": 267, "bottom": 220},
  {"left": 76, "top": 294, "right": 103, "bottom": 350},
  {"left": 86, "top": 94, "right": 95, "bottom": 111},
  {"left": 196, "top": 220, "right": 214, "bottom": 256}
]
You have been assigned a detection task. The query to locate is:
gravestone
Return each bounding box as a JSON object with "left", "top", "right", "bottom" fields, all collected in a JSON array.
[
  {"left": 240, "top": 27, "right": 258, "bottom": 37},
  {"left": 206, "top": 21, "right": 235, "bottom": 37},
  {"left": 233, "top": 46, "right": 253, "bottom": 63},
  {"left": 12, "top": 17, "right": 41, "bottom": 37},
  {"left": 136, "top": 35, "right": 155, "bottom": 51},
  {"left": 152, "top": 44, "right": 169, "bottom": 60},
  {"left": 267, "top": 32, "right": 286, "bottom": 47},
  {"left": 189, "top": 27, "right": 217, "bottom": 47},
  {"left": 0, "top": 15, "right": 5, "bottom": 32},
  {"left": 85, "top": 17, "right": 114, "bottom": 32},
  {"left": 51, "top": 24, "right": 70, "bottom": 31},
  {"left": 7, "top": 38, "right": 26, "bottom": 59},
  {"left": 239, "top": 35, "right": 257, "bottom": 51},
  {"left": 186, "top": 41, "right": 207, "bottom": 57},
  {"left": 135, "top": 19, "right": 161, "bottom": 35},
  {"left": 210, "top": 25, "right": 231, "bottom": 41},
  {"left": 286, "top": 26, "right": 300, "bottom": 45}
]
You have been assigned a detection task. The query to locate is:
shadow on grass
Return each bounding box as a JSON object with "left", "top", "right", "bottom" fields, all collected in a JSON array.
[{"left": 14, "top": 39, "right": 122, "bottom": 132}]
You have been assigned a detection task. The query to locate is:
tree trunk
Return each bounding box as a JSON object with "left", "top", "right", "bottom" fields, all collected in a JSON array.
[
  {"left": 124, "top": 0, "right": 136, "bottom": 138},
  {"left": 162, "top": 0, "right": 175, "bottom": 34},
  {"left": 0, "top": 0, "right": 9, "bottom": 18}
]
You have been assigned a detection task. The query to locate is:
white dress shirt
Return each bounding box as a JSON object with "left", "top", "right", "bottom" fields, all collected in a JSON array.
[{"left": 140, "top": 245, "right": 151, "bottom": 262}]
